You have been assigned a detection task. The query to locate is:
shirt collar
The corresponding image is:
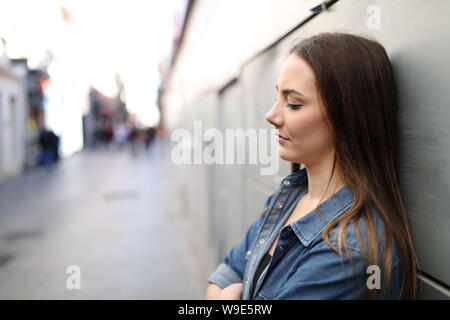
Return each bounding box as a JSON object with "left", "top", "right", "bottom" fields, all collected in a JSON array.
[
  {"left": 284, "top": 168, "right": 355, "bottom": 247},
  {"left": 280, "top": 167, "right": 308, "bottom": 189}
]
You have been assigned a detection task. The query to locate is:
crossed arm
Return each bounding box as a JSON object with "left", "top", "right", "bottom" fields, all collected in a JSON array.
[
  {"left": 206, "top": 195, "right": 275, "bottom": 300},
  {"left": 205, "top": 283, "right": 243, "bottom": 300}
]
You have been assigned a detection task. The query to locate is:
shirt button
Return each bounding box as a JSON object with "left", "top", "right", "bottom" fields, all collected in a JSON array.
[
  {"left": 279, "top": 246, "right": 284, "bottom": 251},
  {"left": 276, "top": 202, "right": 283, "bottom": 209},
  {"left": 284, "top": 180, "right": 290, "bottom": 186},
  {"left": 246, "top": 250, "right": 251, "bottom": 256},
  {"left": 259, "top": 239, "right": 265, "bottom": 244},
  {"left": 246, "top": 278, "right": 250, "bottom": 285}
]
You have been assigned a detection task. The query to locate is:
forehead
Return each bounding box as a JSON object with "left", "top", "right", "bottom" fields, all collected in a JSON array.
[{"left": 277, "top": 54, "right": 316, "bottom": 94}]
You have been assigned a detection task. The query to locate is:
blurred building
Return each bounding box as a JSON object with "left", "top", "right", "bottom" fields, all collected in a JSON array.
[
  {"left": 84, "top": 75, "right": 128, "bottom": 149},
  {"left": 158, "top": 0, "right": 450, "bottom": 299},
  {"left": 21, "top": 68, "right": 48, "bottom": 169},
  {"left": 0, "top": 39, "right": 27, "bottom": 180}
]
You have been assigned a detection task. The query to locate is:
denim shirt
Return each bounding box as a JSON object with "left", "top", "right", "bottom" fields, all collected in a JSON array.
[{"left": 208, "top": 167, "right": 401, "bottom": 299}]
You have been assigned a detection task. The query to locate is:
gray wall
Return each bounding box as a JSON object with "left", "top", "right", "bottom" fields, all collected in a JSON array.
[{"left": 173, "top": 0, "right": 450, "bottom": 299}]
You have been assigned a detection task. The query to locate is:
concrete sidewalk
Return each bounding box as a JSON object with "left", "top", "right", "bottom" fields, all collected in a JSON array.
[{"left": 0, "top": 143, "right": 205, "bottom": 299}]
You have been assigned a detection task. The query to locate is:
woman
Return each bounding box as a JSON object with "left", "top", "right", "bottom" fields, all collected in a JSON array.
[{"left": 206, "top": 32, "right": 418, "bottom": 300}]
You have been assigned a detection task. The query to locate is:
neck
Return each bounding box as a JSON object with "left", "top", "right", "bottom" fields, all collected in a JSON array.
[{"left": 303, "top": 154, "right": 345, "bottom": 205}]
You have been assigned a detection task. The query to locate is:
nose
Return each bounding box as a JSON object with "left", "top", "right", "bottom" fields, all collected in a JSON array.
[{"left": 265, "top": 102, "right": 283, "bottom": 128}]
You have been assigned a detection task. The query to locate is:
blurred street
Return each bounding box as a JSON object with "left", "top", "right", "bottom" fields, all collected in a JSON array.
[{"left": 0, "top": 142, "right": 204, "bottom": 299}]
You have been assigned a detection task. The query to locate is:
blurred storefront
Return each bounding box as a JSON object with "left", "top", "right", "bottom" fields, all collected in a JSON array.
[{"left": 0, "top": 38, "right": 27, "bottom": 180}]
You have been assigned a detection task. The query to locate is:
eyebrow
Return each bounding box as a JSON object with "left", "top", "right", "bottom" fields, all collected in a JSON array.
[{"left": 275, "top": 84, "right": 304, "bottom": 96}]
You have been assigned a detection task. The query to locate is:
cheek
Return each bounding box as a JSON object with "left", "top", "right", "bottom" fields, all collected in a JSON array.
[
  {"left": 287, "top": 113, "right": 320, "bottom": 140},
  {"left": 288, "top": 114, "right": 333, "bottom": 151}
]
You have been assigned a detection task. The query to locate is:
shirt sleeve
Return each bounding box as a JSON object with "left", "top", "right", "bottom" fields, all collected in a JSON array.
[
  {"left": 274, "top": 240, "right": 401, "bottom": 300},
  {"left": 207, "top": 190, "right": 277, "bottom": 289}
]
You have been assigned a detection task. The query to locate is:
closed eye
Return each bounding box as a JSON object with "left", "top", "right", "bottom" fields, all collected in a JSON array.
[{"left": 287, "top": 104, "right": 302, "bottom": 110}]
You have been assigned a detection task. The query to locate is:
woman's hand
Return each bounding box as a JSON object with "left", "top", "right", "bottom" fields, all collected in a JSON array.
[{"left": 218, "top": 283, "right": 243, "bottom": 300}]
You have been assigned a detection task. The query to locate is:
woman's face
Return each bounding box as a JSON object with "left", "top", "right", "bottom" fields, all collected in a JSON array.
[{"left": 265, "top": 54, "right": 335, "bottom": 166}]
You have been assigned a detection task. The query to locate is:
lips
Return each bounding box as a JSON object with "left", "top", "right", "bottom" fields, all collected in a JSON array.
[{"left": 277, "top": 133, "right": 289, "bottom": 140}]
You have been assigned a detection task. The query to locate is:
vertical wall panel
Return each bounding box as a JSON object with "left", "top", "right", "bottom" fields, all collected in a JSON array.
[{"left": 216, "top": 79, "right": 249, "bottom": 258}]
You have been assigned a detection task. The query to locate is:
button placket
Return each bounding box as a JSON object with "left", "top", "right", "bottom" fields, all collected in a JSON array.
[{"left": 248, "top": 188, "right": 292, "bottom": 299}]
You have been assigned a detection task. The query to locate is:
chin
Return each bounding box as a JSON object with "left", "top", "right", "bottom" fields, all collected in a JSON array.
[
  {"left": 278, "top": 147, "right": 304, "bottom": 163},
  {"left": 278, "top": 149, "right": 296, "bottom": 162}
]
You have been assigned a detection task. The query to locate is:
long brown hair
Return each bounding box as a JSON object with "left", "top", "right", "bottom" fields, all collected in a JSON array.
[{"left": 287, "top": 33, "right": 418, "bottom": 299}]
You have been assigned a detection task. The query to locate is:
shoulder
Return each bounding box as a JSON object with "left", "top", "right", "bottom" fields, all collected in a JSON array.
[{"left": 326, "top": 207, "right": 400, "bottom": 265}]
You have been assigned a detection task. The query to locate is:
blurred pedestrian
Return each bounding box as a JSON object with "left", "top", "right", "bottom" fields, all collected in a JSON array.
[{"left": 37, "top": 128, "right": 59, "bottom": 165}]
